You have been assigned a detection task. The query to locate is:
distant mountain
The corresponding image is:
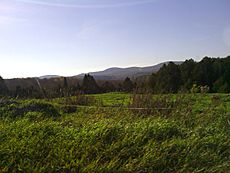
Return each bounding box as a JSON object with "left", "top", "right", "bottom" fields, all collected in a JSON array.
[
  {"left": 77, "top": 61, "right": 183, "bottom": 80},
  {"left": 39, "top": 75, "right": 61, "bottom": 79},
  {"left": 4, "top": 61, "right": 183, "bottom": 91}
]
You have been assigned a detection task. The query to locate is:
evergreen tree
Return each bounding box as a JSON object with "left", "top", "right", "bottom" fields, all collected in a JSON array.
[
  {"left": 82, "top": 74, "right": 100, "bottom": 94},
  {"left": 149, "top": 73, "right": 157, "bottom": 93},
  {"left": 123, "top": 77, "right": 134, "bottom": 92},
  {"left": 155, "top": 62, "right": 181, "bottom": 93},
  {"left": 0, "top": 76, "right": 8, "bottom": 96},
  {"left": 192, "top": 57, "right": 214, "bottom": 87},
  {"left": 149, "top": 56, "right": 230, "bottom": 93},
  {"left": 63, "top": 77, "right": 69, "bottom": 96},
  {"left": 180, "top": 59, "right": 196, "bottom": 90},
  {"left": 63, "top": 77, "right": 68, "bottom": 89}
]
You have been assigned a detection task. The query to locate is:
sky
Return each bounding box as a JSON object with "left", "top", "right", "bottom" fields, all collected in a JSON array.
[{"left": 0, "top": 0, "right": 230, "bottom": 79}]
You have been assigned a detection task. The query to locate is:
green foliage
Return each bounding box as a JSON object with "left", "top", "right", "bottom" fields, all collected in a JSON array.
[
  {"left": 156, "top": 62, "right": 182, "bottom": 93},
  {"left": 123, "top": 77, "right": 135, "bottom": 92},
  {"left": 0, "top": 93, "right": 229, "bottom": 172},
  {"left": 0, "top": 100, "right": 60, "bottom": 119},
  {"left": 149, "top": 56, "right": 230, "bottom": 93},
  {"left": 0, "top": 76, "right": 8, "bottom": 96},
  {"left": 82, "top": 74, "right": 100, "bottom": 94},
  {"left": 92, "top": 92, "right": 130, "bottom": 107},
  {"left": 190, "top": 84, "right": 200, "bottom": 93}
]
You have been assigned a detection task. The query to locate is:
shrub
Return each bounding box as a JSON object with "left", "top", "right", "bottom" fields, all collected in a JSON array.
[{"left": 1, "top": 100, "right": 60, "bottom": 119}]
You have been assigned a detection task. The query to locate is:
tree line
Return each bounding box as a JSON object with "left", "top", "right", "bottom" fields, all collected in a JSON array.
[
  {"left": 0, "top": 56, "right": 229, "bottom": 98},
  {"left": 149, "top": 56, "right": 230, "bottom": 93},
  {"left": 0, "top": 75, "right": 135, "bottom": 98}
]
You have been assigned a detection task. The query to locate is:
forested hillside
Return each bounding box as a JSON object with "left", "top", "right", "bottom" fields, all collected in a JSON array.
[{"left": 150, "top": 56, "right": 230, "bottom": 93}]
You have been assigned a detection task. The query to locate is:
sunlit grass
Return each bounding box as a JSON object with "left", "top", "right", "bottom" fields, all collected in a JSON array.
[{"left": 0, "top": 93, "right": 229, "bottom": 172}]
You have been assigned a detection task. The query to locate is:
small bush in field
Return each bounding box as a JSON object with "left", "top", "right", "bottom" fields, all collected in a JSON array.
[
  {"left": 0, "top": 100, "right": 60, "bottom": 119},
  {"left": 16, "top": 100, "right": 60, "bottom": 118}
]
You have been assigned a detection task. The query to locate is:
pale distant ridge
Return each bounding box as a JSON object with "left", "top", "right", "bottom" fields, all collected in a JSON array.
[
  {"left": 39, "top": 75, "right": 61, "bottom": 79},
  {"left": 76, "top": 61, "right": 183, "bottom": 80}
]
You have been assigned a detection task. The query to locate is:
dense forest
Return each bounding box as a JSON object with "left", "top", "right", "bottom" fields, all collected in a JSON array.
[
  {"left": 149, "top": 56, "right": 230, "bottom": 93},
  {"left": 0, "top": 56, "right": 229, "bottom": 98}
]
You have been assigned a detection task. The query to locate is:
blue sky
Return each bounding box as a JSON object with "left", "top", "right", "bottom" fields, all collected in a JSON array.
[{"left": 0, "top": 0, "right": 230, "bottom": 78}]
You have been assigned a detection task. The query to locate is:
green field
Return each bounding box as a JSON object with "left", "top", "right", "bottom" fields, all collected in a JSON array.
[{"left": 0, "top": 93, "right": 230, "bottom": 172}]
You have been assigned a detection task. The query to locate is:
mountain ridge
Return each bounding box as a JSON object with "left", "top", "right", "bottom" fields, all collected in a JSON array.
[
  {"left": 39, "top": 75, "right": 61, "bottom": 79},
  {"left": 76, "top": 61, "right": 183, "bottom": 80},
  {"left": 36, "top": 61, "right": 183, "bottom": 80}
]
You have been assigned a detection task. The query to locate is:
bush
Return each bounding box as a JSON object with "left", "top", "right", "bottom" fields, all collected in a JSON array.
[{"left": 0, "top": 100, "right": 60, "bottom": 119}]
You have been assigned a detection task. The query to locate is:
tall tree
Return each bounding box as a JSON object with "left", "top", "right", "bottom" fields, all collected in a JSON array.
[
  {"left": 180, "top": 59, "right": 196, "bottom": 90},
  {"left": 0, "top": 76, "right": 8, "bottom": 96},
  {"left": 82, "top": 74, "right": 100, "bottom": 94},
  {"left": 155, "top": 62, "right": 181, "bottom": 93},
  {"left": 192, "top": 57, "right": 214, "bottom": 87},
  {"left": 123, "top": 77, "right": 134, "bottom": 92},
  {"left": 63, "top": 77, "right": 69, "bottom": 97}
]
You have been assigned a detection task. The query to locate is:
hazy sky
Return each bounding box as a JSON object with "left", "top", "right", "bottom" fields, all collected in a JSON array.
[{"left": 0, "top": 0, "right": 230, "bottom": 78}]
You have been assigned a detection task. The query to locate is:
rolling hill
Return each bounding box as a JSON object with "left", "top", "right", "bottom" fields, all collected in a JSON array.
[{"left": 77, "top": 61, "right": 183, "bottom": 80}]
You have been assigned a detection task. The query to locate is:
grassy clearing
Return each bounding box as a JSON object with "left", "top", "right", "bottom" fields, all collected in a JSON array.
[{"left": 0, "top": 93, "right": 230, "bottom": 172}]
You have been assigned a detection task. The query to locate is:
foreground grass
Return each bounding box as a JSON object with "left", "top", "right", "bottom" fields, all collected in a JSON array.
[{"left": 0, "top": 93, "right": 230, "bottom": 172}]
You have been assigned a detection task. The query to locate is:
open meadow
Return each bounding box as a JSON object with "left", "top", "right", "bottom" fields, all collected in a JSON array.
[
  {"left": 0, "top": 93, "right": 230, "bottom": 172},
  {"left": 1, "top": 0, "right": 230, "bottom": 172}
]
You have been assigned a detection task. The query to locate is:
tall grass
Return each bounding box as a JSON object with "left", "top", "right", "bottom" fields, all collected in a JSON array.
[{"left": 0, "top": 93, "right": 229, "bottom": 172}]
